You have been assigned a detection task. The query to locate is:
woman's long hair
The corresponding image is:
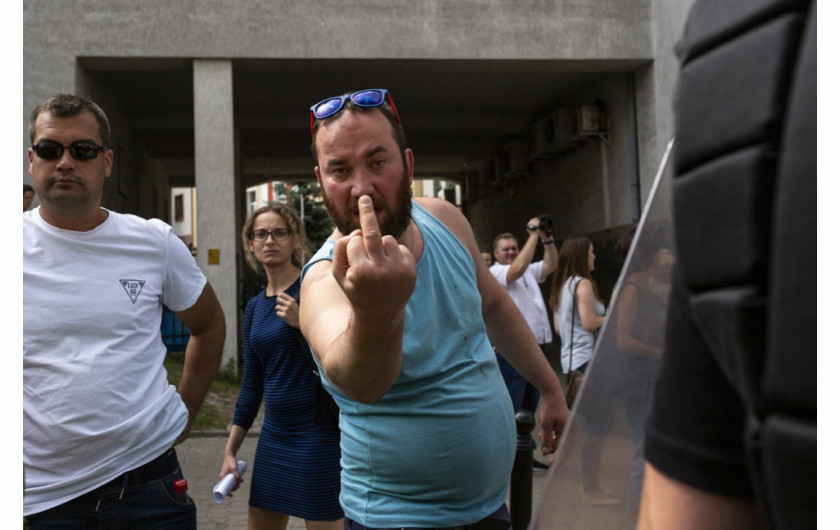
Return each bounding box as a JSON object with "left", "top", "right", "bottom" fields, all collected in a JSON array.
[
  {"left": 548, "top": 236, "right": 601, "bottom": 311},
  {"left": 241, "top": 202, "right": 312, "bottom": 273}
]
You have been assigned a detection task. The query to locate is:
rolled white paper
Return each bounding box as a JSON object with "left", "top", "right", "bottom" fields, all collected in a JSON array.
[{"left": 213, "top": 460, "right": 247, "bottom": 503}]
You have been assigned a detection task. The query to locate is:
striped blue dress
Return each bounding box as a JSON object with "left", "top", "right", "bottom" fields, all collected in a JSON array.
[{"left": 232, "top": 279, "right": 342, "bottom": 520}]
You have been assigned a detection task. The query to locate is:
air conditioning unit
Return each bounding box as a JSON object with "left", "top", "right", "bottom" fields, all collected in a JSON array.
[
  {"left": 494, "top": 139, "right": 529, "bottom": 180},
  {"left": 530, "top": 108, "right": 576, "bottom": 159},
  {"left": 574, "top": 104, "right": 606, "bottom": 136}
]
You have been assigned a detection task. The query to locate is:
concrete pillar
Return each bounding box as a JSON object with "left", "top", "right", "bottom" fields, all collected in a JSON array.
[{"left": 193, "top": 60, "right": 238, "bottom": 373}]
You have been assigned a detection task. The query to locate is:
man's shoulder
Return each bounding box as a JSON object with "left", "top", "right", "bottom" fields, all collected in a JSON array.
[
  {"left": 23, "top": 209, "right": 169, "bottom": 237},
  {"left": 107, "top": 212, "right": 178, "bottom": 245},
  {"left": 488, "top": 262, "right": 510, "bottom": 285},
  {"left": 22, "top": 209, "right": 38, "bottom": 231},
  {"left": 413, "top": 197, "right": 461, "bottom": 224},
  {"left": 302, "top": 237, "right": 336, "bottom": 279},
  {"left": 110, "top": 211, "right": 170, "bottom": 231},
  {"left": 489, "top": 262, "right": 509, "bottom": 273},
  {"left": 413, "top": 197, "right": 476, "bottom": 247}
]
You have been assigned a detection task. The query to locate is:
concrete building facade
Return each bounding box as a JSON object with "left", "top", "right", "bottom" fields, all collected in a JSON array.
[{"left": 23, "top": 0, "right": 694, "bottom": 369}]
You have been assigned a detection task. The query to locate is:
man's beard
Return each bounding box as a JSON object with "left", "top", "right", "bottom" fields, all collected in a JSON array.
[{"left": 323, "top": 171, "right": 413, "bottom": 239}]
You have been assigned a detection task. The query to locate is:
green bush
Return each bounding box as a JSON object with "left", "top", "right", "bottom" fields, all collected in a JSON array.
[{"left": 164, "top": 353, "right": 239, "bottom": 431}]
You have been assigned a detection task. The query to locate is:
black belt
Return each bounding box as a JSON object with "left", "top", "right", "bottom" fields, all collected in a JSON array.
[
  {"left": 101, "top": 448, "right": 179, "bottom": 488},
  {"left": 24, "top": 448, "right": 183, "bottom": 521}
]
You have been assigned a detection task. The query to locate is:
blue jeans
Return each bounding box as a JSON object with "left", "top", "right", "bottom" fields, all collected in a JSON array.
[
  {"left": 343, "top": 503, "right": 511, "bottom": 530},
  {"left": 496, "top": 344, "right": 550, "bottom": 413},
  {"left": 25, "top": 449, "right": 196, "bottom": 529}
]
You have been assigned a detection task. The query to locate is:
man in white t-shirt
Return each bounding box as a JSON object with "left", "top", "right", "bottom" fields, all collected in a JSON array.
[
  {"left": 23, "top": 94, "right": 226, "bottom": 529},
  {"left": 489, "top": 217, "right": 557, "bottom": 414}
]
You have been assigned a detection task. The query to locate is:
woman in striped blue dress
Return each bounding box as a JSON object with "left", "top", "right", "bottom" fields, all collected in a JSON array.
[{"left": 219, "top": 203, "right": 342, "bottom": 529}]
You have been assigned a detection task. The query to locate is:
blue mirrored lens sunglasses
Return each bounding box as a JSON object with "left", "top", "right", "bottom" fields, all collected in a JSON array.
[
  {"left": 309, "top": 88, "right": 401, "bottom": 137},
  {"left": 32, "top": 140, "right": 107, "bottom": 161}
]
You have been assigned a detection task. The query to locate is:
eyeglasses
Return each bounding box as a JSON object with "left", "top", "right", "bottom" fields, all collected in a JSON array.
[
  {"left": 251, "top": 228, "right": 291, "bottom": 242},
  {"left": 309, "top": 88, "right": 401, "bottom": 137},
  {"left": 31, "top": 140, "right": 108, "bottom": 161}
]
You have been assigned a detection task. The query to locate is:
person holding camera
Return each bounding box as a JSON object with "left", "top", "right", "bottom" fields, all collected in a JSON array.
[{"left": 489, "top": 215, "right": 558, "bottom": 418}]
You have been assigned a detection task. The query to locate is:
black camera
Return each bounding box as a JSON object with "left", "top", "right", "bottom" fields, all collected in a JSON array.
[
  {"left": 538, "top": 214, "right": 553, "bottom": 230},
  {"left": 527, "top": 214, "right": 553, "bottom": 232}
]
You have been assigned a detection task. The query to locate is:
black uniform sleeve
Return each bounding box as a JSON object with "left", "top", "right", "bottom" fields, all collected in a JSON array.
[{"left": 643, "top": 267, "right": 754, "bottom": 500}]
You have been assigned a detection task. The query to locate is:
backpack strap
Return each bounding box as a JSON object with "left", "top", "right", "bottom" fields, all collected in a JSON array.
[{"left": 566, "top": 278, "right": 580, "bottom": 380}]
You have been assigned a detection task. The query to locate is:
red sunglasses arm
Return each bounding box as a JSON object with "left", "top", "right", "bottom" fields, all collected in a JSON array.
[{"left": 386, "top": 92, "right": 401, "bottom": 126}]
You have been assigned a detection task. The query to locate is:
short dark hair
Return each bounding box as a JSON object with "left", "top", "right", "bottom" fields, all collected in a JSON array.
[
  {"left": 29, "top": 94, "right": 111, "bottom": 147},
  {"left": 23, "top": 184, "right": 34, "bottom": 194}
]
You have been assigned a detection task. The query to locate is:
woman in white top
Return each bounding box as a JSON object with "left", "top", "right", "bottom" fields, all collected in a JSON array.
[
  {"left": 549, "top": 237, "right": 605, "bottom": 374},
  {"left": 548, "top": 236, "right": 619, "bottom": 506}
]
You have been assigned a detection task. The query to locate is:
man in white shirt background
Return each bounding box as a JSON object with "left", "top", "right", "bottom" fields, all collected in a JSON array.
[{"left": 489, "top": 215, "right": 558, "bottom": 417}]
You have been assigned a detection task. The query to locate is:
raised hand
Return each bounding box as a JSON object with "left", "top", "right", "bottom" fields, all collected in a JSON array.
[
  {"left": 275, "top": 292, "right": 300, "bottom": 328},
  {"left": 331, "top": 195, "right": 417, "bottom": 319}
]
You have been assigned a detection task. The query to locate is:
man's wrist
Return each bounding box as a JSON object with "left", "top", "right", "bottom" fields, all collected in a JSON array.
[{"left": 542, "top": 239, "right": 555, "bottom": 245}]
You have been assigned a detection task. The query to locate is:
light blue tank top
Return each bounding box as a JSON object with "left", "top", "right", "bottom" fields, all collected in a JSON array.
[{"left": 302, "top": 201, "right": 515, "bottom": 526}]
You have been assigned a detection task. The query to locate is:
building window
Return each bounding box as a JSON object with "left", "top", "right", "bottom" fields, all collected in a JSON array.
[{"left": 174, "top": 194, "right": 184, "bottom": 222}]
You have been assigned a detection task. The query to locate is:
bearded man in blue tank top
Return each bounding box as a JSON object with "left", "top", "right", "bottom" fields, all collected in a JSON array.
[{"left": 300, "top": 88, "right": 569, "bottom": 529}]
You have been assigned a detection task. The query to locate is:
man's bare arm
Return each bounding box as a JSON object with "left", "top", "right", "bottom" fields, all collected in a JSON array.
[
  {"left": 539, "top": 234, "right": 558, "bottom": 282},
  {"left": 172, "top": 283, "right": 226, "bottom": 445},
  {"left": 638, "top": 463, "right": 759, "bottom": 529},
  {"left": 300, "top": 196, "right": 416, "bottom": 403},
  {"left": 418, "top": 198, "right": 568, "bottom": 454},
  {"left": 505, "top": 226, "right": 541, "bottom": 285}
]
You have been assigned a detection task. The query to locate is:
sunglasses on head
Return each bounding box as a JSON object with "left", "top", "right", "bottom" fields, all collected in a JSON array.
[
  {"left": 309, "top": 88, "right": 401, "bottom": 137},
  {"left": 32, "top": 140, "right": 108, "bottom": 161}
]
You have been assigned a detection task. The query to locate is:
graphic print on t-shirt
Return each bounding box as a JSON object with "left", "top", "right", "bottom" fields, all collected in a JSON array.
[{"left": 120, "top": 279, "right": 146, "bottom": 304}]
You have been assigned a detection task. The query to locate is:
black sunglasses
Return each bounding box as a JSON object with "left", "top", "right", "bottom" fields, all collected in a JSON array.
[{"left": 32, "top": 140, "right": 108, "bottom": 161}]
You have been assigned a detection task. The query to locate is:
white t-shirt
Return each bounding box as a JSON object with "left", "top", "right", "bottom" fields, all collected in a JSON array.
[
  {"left": 489, "top": 261, "right": 553, "bottom": 344},
  {"left": 23, "top": 208, "right": 207, "bottom": 515}
]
